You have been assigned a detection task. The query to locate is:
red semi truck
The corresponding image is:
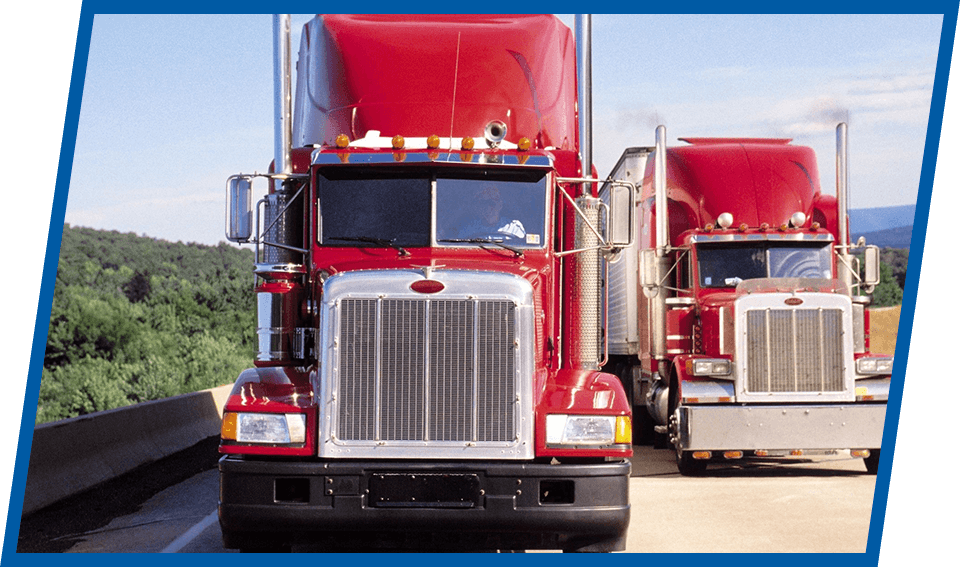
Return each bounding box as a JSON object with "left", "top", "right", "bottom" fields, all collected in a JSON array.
[
  {"left": 218, "top": 14, "right": 632, "bottom": 552},
  {"left": 600, "top": 125, "right": 892, "bottom": 476}
]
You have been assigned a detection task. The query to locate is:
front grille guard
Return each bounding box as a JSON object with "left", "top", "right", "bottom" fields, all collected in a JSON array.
[
  {"left": 317, "top": 270, "right": 535, "bottom": 459},
  {"left": 734, "top": 292, "right": 856, "bottom": 403}
]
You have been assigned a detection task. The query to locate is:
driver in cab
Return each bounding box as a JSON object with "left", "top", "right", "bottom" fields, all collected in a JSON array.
[{"left": 458, "top": 186, "right": 525, "bottom": 240}]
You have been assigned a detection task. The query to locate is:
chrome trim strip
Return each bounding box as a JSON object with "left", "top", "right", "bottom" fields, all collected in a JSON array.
[
  {"left": 690, "top": 232, "right": 834, "bottom": 243},
  {"left": 312, "top": 151, "right": 552, "bottom": 167}
]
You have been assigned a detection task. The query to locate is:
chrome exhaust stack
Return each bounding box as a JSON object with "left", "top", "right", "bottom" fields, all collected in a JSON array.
[
  {"left": 273, "top": 14, "right": 293, "bottom": 177},
  {"left": 836, "top": 123, "right": 855, "bottom": 291},
  {"left": 575, "top": 15, "right": 592, "bottom": 195}
]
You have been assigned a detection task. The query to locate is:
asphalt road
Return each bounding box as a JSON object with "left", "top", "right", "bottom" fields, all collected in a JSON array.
[{"left": 24, "top": 445, "right": 875, "bottom": 553}]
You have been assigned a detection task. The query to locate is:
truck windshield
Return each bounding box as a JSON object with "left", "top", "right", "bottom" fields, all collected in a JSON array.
[
  {"left": 317, "top": 168, "right": 547, "bottom": 249},
  {"left": 696, "top": 242, "right": 832, "bottom": 288},
  {"left": 436, "top": 173, "right": 547, "bottom": 248}
]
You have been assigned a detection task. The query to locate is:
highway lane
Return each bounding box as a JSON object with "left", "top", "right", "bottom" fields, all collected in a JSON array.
[{"left": 37, "top": 445, "right": 876, "bottom": 553}]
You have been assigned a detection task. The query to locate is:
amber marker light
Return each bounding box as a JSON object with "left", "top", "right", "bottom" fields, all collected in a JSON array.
[
  {"left": 723, "top": 451, "right": 743, "bottom": 459},
  {"left": 335, "top": 133, "right": 350, "bottom": 148},
  {"left": 692, "top": 451, "right": 712, "bottom": 460},
  {"left": 461, "top": 136, "right": 475, "bottom": 150},
  {"left": 738, "top": 223, "right": 748, "bottom": 232},
  {"left": 221, "top": 412, "right": 238, "bottom": 440},
  {"left": 517, "top": 137, "right": 532, "bottom": 151},
  {"left": 851, "top": 449, "right": 870, "bottom": 458},
  {"left": 791, "top": 449, "right": 804, "bottom": 456},
  {"left": 427, "top": 134, "right": 440, "bottom": 149},
  {"left": 811, "top": 222, "right": 821, "bottom": 230},
  {"left": 759, "top": 222, "right": 770, "bottom": 231},
  {"left": 615, "top": 416, "right": 632, "bottom": 444},
  {"left": 391, "top": 135, "right": 405, "bottom": 149}
]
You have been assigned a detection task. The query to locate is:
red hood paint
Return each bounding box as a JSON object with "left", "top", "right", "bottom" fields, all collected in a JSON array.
[
  {"left": 294, "top": 14, "right": 578, "bottom": 151},
  {"left": 646, "top": 139, "right": 822, "bottom": 236}
]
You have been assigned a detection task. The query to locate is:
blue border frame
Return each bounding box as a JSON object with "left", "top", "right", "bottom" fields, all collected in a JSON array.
[{"left": 4, "top": 1, "right": 956, "bottom": 564}]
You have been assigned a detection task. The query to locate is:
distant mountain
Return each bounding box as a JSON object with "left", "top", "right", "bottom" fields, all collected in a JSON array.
[{"left": 849, "top": 204, "right": 916, "bottom": 250}]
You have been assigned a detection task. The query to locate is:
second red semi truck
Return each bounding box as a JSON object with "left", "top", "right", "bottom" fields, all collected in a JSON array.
[
  {"left": 218, "top": 14, "right": 632, "bottom": 551},
  {"left": 601, "top": 125, "right": 893, "bottom": 475}
]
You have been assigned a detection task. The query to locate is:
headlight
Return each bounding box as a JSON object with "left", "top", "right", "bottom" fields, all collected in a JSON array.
[
  {"left": 856, "top": 357, "right": 894, "bottom": 375},
  {"left": 546, "top": 415, "right": 631, "bottom": 445},
  {"left": 688, "top": 358, "right": 732, "bottom": 376},
  {"left": 221, "top": 412, "right": 306, "bottom": 444}
]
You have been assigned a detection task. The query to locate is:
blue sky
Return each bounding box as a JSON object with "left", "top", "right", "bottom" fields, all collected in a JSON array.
[{"left": 62, "top": 13, "right": 941, "bottom": 246}]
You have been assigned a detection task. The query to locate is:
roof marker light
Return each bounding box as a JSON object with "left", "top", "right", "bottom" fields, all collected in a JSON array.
[
  {"left": 717, "top": 213, "right": 734, "bottom": 229},
  {"left": 461, "top": 137, "right": 475, "bottom": 151},
  {"left": 335, "top": 134, "right": 350, "bottom": 148},
  {"left": 427, "top": 134, "right": 440, "bottom": 149},
  {"left": 518, "top": 137, "right": 532, "bottom": 151},
  {"left": 790, "top": 212, "right": 807, "bottom": 228},
  {"left": 391, "top": 135, "right": 405, "bottom": 149}
]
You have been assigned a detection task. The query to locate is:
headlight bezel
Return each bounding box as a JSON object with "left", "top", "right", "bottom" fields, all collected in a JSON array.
[
  {"left": 221, "top": 411, "right": 307, "bottom": 445},
  {"left": 856, "top": 356, "right": 894, "bottom": 376},
  {"left": 687, "top": 358, "right": 733, "bottom": 377},
  {"left": 546, "top": 414, "right": 632, "bottom": 447}
]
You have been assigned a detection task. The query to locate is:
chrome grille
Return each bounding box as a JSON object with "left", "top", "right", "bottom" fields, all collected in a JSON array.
[
  {"left": 337, "top": 298, "right": 517, "bottom": 443},
  {"left": 745, "top": 308, "right": 844, "bottom": 393}
]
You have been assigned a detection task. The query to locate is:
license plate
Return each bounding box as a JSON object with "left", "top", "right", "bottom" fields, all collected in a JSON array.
[{"left": 369, "top": 473, "right": 480, "bottom": 508}]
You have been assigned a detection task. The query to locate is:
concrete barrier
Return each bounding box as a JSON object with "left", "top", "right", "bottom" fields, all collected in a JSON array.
[{"left": 22, "top": 384, "right": 232, "bottom": 515}]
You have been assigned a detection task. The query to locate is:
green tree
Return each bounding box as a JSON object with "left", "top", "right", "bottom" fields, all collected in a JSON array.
[{"left": 870, "top": 261, "right": 903, "bottom": 307}]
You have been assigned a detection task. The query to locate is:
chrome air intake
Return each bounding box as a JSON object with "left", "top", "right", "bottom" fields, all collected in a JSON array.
[{"left": 317, "top": 270, "right": 535, "bottom": 459}]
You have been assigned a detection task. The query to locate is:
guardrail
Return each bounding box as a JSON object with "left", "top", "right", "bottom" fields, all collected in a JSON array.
[{"left": 22, "top": 384, "right": 231, "bottom": 515}]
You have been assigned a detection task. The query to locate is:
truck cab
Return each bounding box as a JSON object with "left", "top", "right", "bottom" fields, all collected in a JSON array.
[
  {"left": 602, "top": 126, "right": 892, "bottom": 475},
  {"left": 218, "top": 14, "right": 633, "bottom": 551}
]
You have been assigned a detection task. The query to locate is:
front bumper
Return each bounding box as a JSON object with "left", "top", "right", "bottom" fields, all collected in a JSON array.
[
  {"left": 676, "top": 403, "right": 886, "bottom": 451},
  {"left": 218, "top": 456, "right": 630, "bottom": 551}
]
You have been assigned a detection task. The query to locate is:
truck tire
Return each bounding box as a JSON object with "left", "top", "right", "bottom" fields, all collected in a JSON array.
[{"left": 863, "top": 449, "right": 881, "bottom": 475}]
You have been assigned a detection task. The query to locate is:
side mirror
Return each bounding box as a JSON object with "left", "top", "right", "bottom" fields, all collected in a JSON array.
[
  {"left": 226, "top": 176, "right": 253, "bottom": 242},
  {"left": 606, "top": 183, "right": 635, "bottom": 248},
  {"left": 863, "top": 245, "right": 881, "bottom": 289}
]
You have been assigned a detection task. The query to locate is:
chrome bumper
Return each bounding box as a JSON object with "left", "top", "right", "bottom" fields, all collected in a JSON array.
[{"left": 677, "top": 403, "right": 886, "bottom": 451}]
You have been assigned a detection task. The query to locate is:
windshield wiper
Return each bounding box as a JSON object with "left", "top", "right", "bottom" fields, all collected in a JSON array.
[
  {"left": 439, "top": 238, "right": 523, "bottom": 258},
  {"left": 327, "top": 236, "right": 409, "bottom": 256}
]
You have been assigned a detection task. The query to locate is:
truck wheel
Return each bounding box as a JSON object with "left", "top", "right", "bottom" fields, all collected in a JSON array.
[{"left": 863, "top": 449, "right": 881, "bottom": 475}]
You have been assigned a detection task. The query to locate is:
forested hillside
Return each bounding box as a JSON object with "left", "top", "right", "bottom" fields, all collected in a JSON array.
[{"left": 38, "top": 225, "right": 255, "bottom": 424}]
